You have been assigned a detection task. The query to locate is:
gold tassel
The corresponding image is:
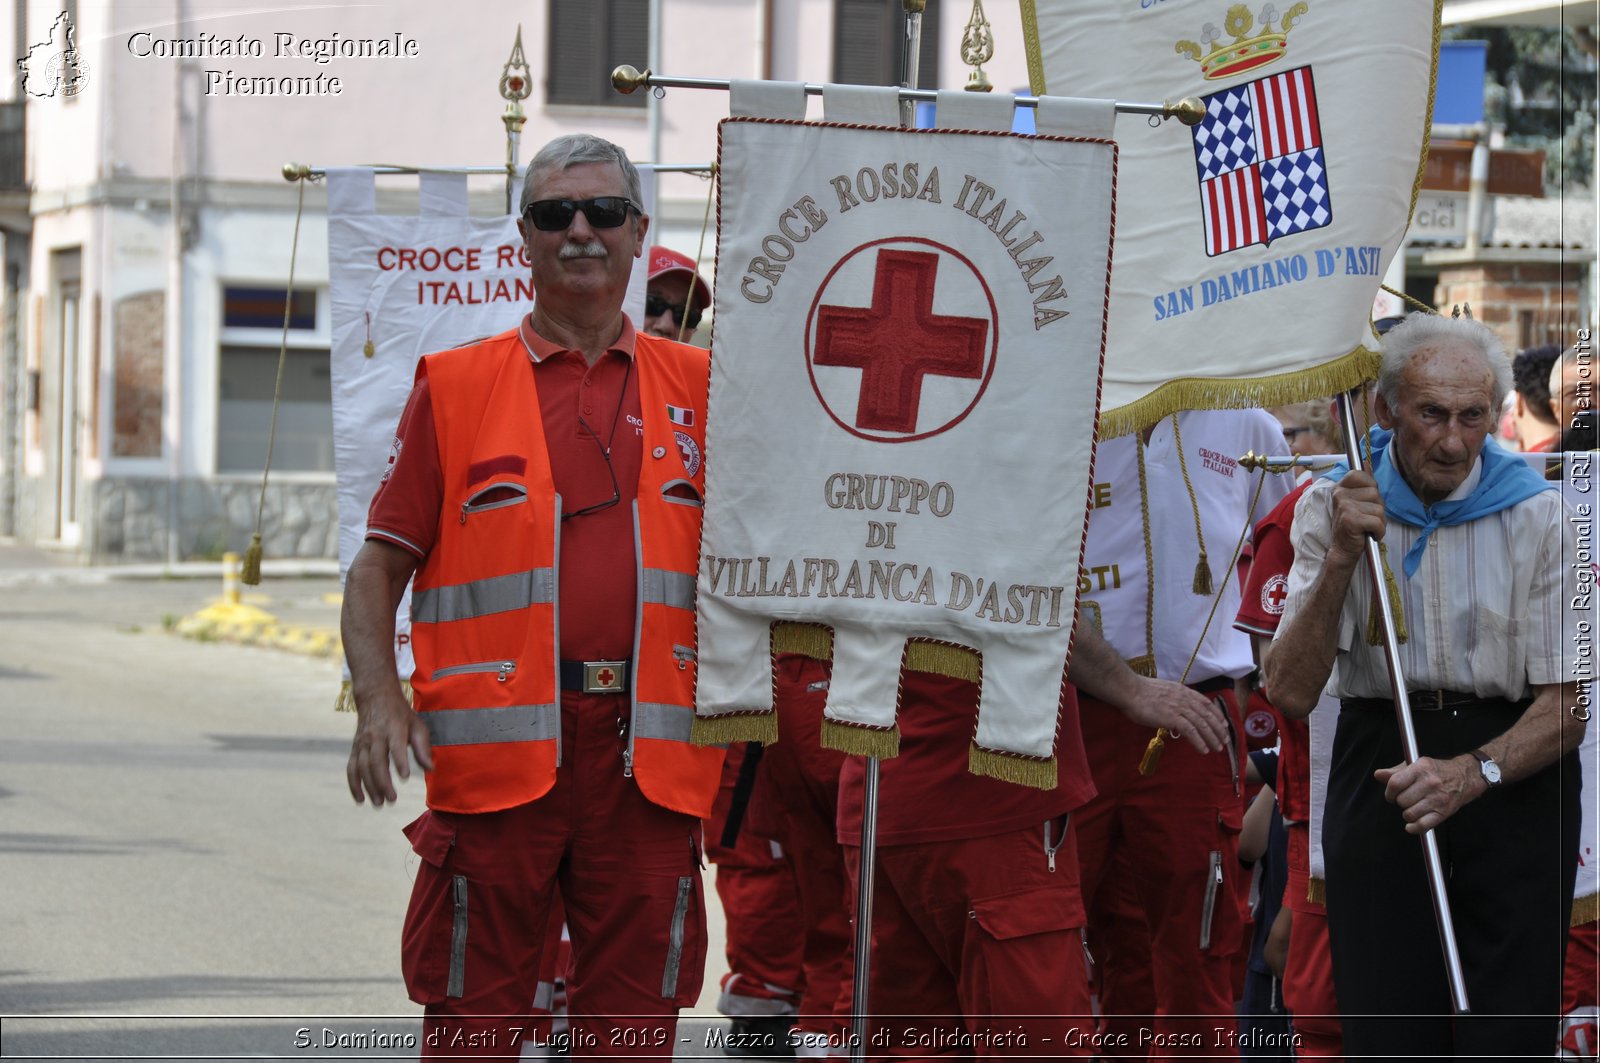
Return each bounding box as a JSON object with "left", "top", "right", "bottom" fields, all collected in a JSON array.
[
  {"left": 772, "top": 621, "right": 832, "bottom": 660},
  {"left": 1572, "top": 892, "right": 1599, "bottom": 928},
  {"left": 1138, "top": 729, "right": 1168, "bottom": 775},
  {"left": 1364, "top": 541, "right": 1409, "bottom": 645},
  {"left": 1125, "top": 654, "right": 1157, "bottom": 678},
  {"left": 820, "top": 719, "right": 900, "bottom": 759},
  {"left": 241, "top": 532, "right": 263, "bottom": 586},
  {"left": 1307, "top": 876, "right": 1326, "bottom": 906},
  {"left": 692, "top": 711, "right": 779, "bottom": 748},
  {"left": 905, "top": 641, "right": 981, "bottom": 682},
  {"left": 969, "top": 747, "right": 1057, "bottom": 790},
  {"left": 1192, "top": 553, "right": 1214, "bottom": 596}
]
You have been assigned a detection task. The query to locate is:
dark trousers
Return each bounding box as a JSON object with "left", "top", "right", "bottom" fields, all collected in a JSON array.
[{"left": 1323, "top": 698, "right": 1581, "bottom": 1059}]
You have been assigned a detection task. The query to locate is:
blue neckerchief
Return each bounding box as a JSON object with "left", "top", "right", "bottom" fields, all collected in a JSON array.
[{"left": 1324, "top": 427, "right": 1553, "bottom": 577}]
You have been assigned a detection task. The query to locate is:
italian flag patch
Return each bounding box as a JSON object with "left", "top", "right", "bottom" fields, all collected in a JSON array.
[{"left": 666, "top": 404, "right": 694, "bottom": 427}]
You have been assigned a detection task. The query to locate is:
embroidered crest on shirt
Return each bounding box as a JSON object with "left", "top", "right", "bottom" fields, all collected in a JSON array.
[
  {"left": 1261, "top": 572, "right": 1289, "bottom": 615},
  {"left": 381, "top": 435, "right": 403, "bottom": 483},
  {"left": 675, "top": 430, "right": 702, "bottom": 477}
]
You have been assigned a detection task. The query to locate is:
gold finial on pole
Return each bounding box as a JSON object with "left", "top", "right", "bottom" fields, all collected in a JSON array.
[
  {"left": 1167, "top": 96, "right": 1207, "bottom": 126},
  {"left": 281, "top": 162, "right": 312, "bottom": 182},
  {"left": 961, "top": 0, "right": 995, "bottom": 92},
  {"left": 612, "top": 65, "right": 650, "bottom": 94},
  {"left": 499, "top": 25, "right": 532, "bottom": 214}
]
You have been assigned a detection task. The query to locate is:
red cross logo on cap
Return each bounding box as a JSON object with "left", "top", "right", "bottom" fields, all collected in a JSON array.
[{"left": 806, "top": 240, "right": 997, "bottom": 442}]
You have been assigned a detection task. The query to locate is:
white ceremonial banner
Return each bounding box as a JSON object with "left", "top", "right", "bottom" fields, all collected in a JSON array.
[
  {"left": 327, "top": 167, "right": 655, "bottom": 697},
  {"left": 1026, "top": 0, "right": 1440, "bottom": 437},
  {"left": 696, "top": 118, "right": 1117, "bottom": 787},
  {"left": 1560, "top": 449, "right": 1599, "bottom": 917}
]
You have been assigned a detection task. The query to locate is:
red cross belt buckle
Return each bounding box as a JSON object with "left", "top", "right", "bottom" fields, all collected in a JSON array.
[{"left": 583, "top": 660, "right": 628, "bottom": 694}]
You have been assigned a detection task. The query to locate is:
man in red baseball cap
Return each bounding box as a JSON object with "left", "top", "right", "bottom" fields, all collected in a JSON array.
[{"left": 645, "top": 245, "right": 711, "bottom": 342}]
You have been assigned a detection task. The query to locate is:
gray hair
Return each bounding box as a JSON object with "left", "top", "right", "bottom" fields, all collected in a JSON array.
[
  {"left": 1549, "top": 345, "right": 1585, "bottom": 403},
  {"left": 1376, "top": 313, "right": 1511, "bottom": 412},
  {"left": 521, "top": 134, "right": 643, "bottom": 214}
]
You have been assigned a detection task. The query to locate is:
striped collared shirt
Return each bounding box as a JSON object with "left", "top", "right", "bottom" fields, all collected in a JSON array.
[{"left": 1276, "top": 459, "right": 1582, "bottom": 700}]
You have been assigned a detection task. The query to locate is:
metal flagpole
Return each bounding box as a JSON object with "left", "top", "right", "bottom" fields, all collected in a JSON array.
[
  {"left": 1335, "top": 390, "right": 1471, "bottom": 1013},
  {"left": 849, "top": 6, "right": 925, "bottom": 1060}
]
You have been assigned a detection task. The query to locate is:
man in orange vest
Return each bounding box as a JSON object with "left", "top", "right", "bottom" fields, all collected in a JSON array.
[{"left": 343, "top": 133, "right": 724, "bottom": 1059}]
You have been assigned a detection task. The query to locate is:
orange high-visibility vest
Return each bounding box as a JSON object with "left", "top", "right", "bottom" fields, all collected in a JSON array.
[{"left": 409, "top": 326, "right": 723, "bottom": 817}]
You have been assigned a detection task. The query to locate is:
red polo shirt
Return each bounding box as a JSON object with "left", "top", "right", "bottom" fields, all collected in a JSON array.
[
  {"left": 367, "top": 313, "right": 645, "bottom": 660},
  {"left": 1233, "top": 479, "right": 1311, "bottom": 822}
]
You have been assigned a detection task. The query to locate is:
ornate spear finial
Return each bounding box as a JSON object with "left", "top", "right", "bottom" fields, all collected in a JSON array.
[{"left": 961, "top": 0, "right": 995, "bottom": 93}]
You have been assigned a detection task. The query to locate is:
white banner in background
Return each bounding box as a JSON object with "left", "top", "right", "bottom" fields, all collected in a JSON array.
[{"left": 696, "top": 118, "right": 1116, "bottom": 785}]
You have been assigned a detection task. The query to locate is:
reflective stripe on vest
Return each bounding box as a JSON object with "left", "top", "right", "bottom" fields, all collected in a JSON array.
[
  {"left": 642, "top": 568, "right": 695, "bottom": 612},
  {"left": 412, "top": 567, "right": 557, "bottom": 624},
  {"left": 421, "top": 702, "right": 560, "bottom": 747},
  {"left": 634, "top": 701, "right": 696, "bottom": 743}
]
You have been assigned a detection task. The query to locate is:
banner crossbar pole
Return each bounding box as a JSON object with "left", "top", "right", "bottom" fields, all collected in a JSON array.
[
  {"left": 611, "top": 65, "right": 1207, "bottom": 125},
  {"left": 282, "top": 162, "right": 712, "bottom": 182}
]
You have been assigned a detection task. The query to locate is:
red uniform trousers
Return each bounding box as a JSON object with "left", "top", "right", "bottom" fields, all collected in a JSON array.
[
  {"left": 401, "top": 691, "right": 707, "bottom": 1059},
  {"left": 703, "top": 743, "right": 806, "bottom": 1018},
  {"left": 1281, "top": 825, "right": 1341, "bottom": 1059},
  {"left": 764, "top": 654, "right": 855, "bottom": 1041},
  {"left": 1563, "top": 919, "right": 1599, "bottom": 1059},
  {"left": 1087, "top": 850, "right": 1157, "bottom": 1053},
  {"left": 842, "top": 823, "right": 1094, "bottom": 1059},
  {"left": 1074, "top": 690, "right": 1247, "bottom": 1058}
]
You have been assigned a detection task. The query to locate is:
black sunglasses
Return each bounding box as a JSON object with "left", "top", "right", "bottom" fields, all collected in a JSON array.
[
  {"left": 645, "top": 293, "right": 702, "bottom": 330},
  {"left": 523, "top": 196, "right": 637, "bottom": 232}
]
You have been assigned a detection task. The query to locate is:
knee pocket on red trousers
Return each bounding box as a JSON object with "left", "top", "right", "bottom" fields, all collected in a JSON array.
[
  {"left": 970, "top": 885, "right": 1086, "bottom": 941},
  {"left": 1200, "top": 804, "right": 1245, "bottom": 957},
  {"left": 402, "top": 813, "right": 466, "bottom": 1006}
]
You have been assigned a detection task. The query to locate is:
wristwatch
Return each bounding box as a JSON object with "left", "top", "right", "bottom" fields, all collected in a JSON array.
[{"left": 1469, "top": 748, "right": 1503, "bottom": 788}]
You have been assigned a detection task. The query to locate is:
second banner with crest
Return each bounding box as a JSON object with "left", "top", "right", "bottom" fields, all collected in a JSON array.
[{"left": 694, "top": 117, "right": 1116, "bottom": 788}]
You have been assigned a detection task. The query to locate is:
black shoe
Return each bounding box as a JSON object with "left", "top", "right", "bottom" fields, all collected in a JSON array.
[{"left": 721, "top": 1016, "right": 796, "bottom": 1058}]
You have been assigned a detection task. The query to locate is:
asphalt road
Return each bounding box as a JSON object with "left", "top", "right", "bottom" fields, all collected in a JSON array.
[{"left": 0, "top": 558, "right": 737, "bottom": 1061}]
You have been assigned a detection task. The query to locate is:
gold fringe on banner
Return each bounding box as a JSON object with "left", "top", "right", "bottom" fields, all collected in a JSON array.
[
  {"left": 334, "top": 677, "right": 412, "bottom": 713},
  {"left": 1098, "top": 349, "right": 1382, "bottom": 441},
  {"left": 970, "top": 746, "right": 1057, "bottom": 790},
  {"left": 905, "top": 641, "right": 981, "bottom": 682},
  {"left": 821, "top": 718, "right": 901, "bottom": 759},
  {"left": 1307, "top": 876, "right": 1326, "bottom": 906},
  {"left": 693, "top": 712, "right": 779, "bottom": 748},
  {"left": 772, "top": 621, "right": 833, "bottom": 660},
  {"left": 1572, "top": 892, "right": 1599, "bottom": 928}
]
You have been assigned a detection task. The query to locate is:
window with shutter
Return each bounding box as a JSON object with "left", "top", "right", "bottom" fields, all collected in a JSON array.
[
  {"left": 832, "top": 0, "right": 941, "bottom": 90},
  {"left": 548, "top": 0, "right": 648, "bottom": 107}
]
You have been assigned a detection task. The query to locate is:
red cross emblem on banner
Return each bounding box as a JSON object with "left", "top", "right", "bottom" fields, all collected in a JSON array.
[{"left": 807, "top": 242, "right": 997, "bottom": 442}]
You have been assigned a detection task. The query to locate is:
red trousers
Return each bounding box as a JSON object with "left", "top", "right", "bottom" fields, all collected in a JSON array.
[
  {"left": 1281, "top": 825, "right": 1342, "bottom": 1059},
  {"left": 764, "top": 654, "right": 855, "bottom": 1040},
  {"left": 704, "top": 744, "right": 805, "bottom": 1017},
  {"left": 1074, "top": 691, "right": 1247, "bottom": 1059},
  {"left": 843, "top": 823, "right": 1095, "bottom": 1059},
  {"left": 401, "top": 692, "right": 707, "bottom": 1059}
]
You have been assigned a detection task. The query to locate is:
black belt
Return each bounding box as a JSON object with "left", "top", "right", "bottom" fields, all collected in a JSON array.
[
  {"left": 1190, "top": 675, "right": 1236, "bottom": 697},
  {"left": 1343, "top": 690, "right": 1483, "bottom": 713},
  {"left": 559, "top": 658, "right": 631, "bottom": 694}
]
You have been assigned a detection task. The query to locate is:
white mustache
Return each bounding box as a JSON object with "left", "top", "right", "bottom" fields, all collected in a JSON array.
[{"left": 558, "top": 240, "right": 607, "bottom": 260}]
